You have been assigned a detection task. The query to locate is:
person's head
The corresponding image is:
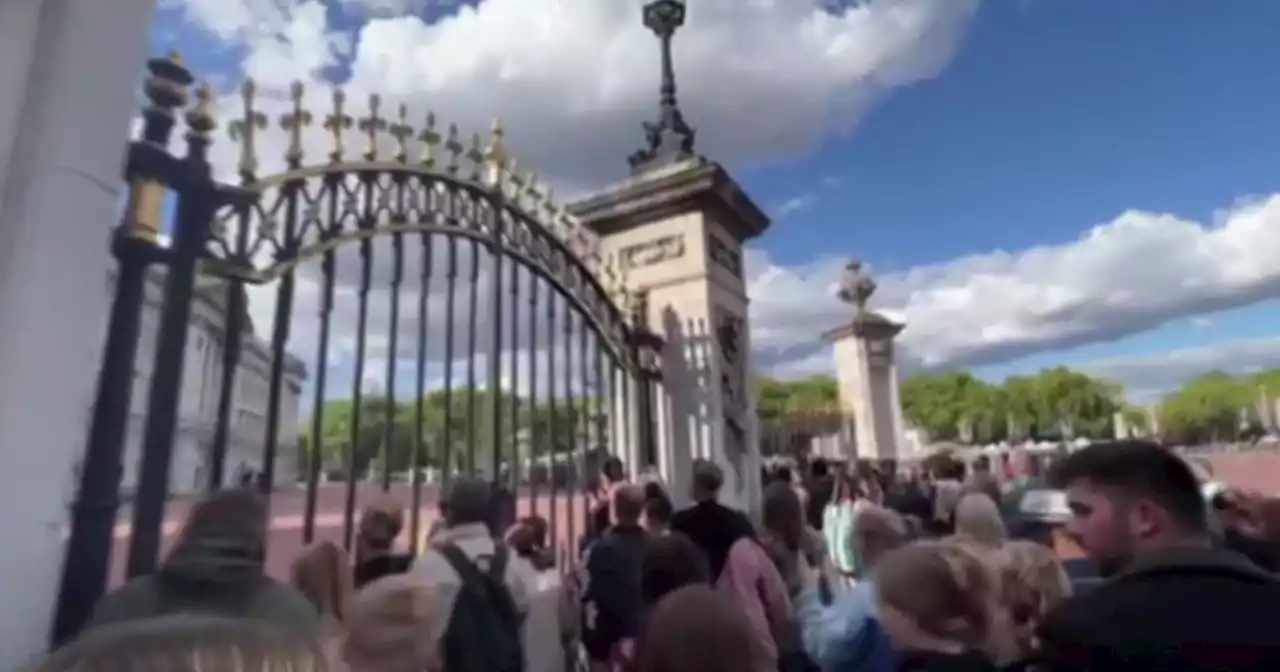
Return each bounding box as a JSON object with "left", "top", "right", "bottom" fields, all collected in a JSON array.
[
  {"left": 602, "top": 456, "right": 626, "bottom": 486},
  {"left": 761, "top": 481, "right": 805, "bottom": 552},
  {"left": 972, "top": 455, "right": 991, "bottom": 474},
  {"left": 874, "top": 540, "right": 1001, "bottom": 657},
  {"left": 993, "top": 540, "right": 1072, "bottom": 659},
  {"left": 343, "top": 574, "right": 443, "bottom": 672},
  {"left": 632, "top": 585, "right": 764, "bottom": 672},
  {"left": 442, "top": 477, "right": 492, "bottom": 528},
  {"left": 774, "top": 465, "right": 794, "bottom": 485},
  {"left": 170, "top": 489, "right": 268, "bottom": 563},
  {"left": 612, "top": 483, "right": 646, "bottom": 526},
  {"left": 290, "top": 540, "right": 352, "bottom": 623},
  {"left": 643, "top": 489, "right": 674, "bottom": 532},
  {"left": 953, "top": 492, "right": 1008, "bottom": 549},
  {"left": 31, "top": 615, "right": 327, "bottom": 671},
  {"left": 835, "top": 472, "right": 862, "bottom": 503},
  {"left": 811, "top": 458, "right": 830, "bottom": 479},
  {"left": 358, "top": 496, "right": 405, "bottom": 555},
  {"left": 641, "top": 532, "right": 711, "bottom": 606},
  {"left": 1048, "top": 440, "right": 1209, "bottom": 576},
  {"left": 852, "top": 504, "right": 909, "bottom": 570},
  {"left": 691, "top": 459, "right": 724, "bottom": 503}
]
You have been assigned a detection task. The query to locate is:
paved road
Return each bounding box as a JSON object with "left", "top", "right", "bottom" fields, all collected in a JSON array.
[{"left": 110, "top": 483, "right": 591, "bottom": 584}]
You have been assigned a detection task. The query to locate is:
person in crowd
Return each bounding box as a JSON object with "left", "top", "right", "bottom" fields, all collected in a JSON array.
[
  {"left": 927, "top": 461, "right": 965, "bottom": 537},
  {"left": 964, "top": 455, "right": 1002, "bottom": 503},
  {"left": 585, "top": 456, "right": 628, "bottom": 551},
  {"left": 884, "top": 469, "right": 933, "bottom": 528},
  {"left": 642, "top": 481, "right": 674, "bottom": 535},
  {"left": 640, "top": 532, "right": 711, "bottom": 607},
  {"left": 805, "top": 458, "right": 835, "bottom": 531},
  {"left": 505, "top": 516, "right": 567, "bottom": 672},
  {"left": 290, "top": 539, "right": 352, "bottom": 646},
  {"left": 759, "top": 481, "right": 830, "bottom": 672},
  {"left": 353, "top": 496, "right": 413, "bottom": 588},
  {"left": 874, "top": 540, "right": 1003, "bottom": 672},
  {"left": 1209, "top": 488, "right": 1280, "bottom": 571},
  {"left": 508, "top": 514, "right": 557, "bottom": 572},
  {"left": 673, "top": 459, "right": 794, "bottom": 671},
  {"left": 822, "top": 472, "right": 862, "bottom": 587},
  {"left": 1037, "top": 440, "right": 1280, "bottom": 672},
  {"left": 818, "top": 504, "right": 907, "bottom": 672},
  {"left": 88, "top": 489, "right": 318, "bottom": 632},
  {"left": 632, "top": 585, "right": 772, "bottom": 672},
  {"left": 992, "top": 540, "right": 1072, "bottom": 666},
  {"left": 31, "top": 615, "right": 328, "bottom": 671},
  {"left": 580, "top": 483, "right": 649, "bottom": 672},
  {"left": 342, "top": 573, "right": 443, "bottom": 672},
  {"left": 953, "top": 492, "right": 1008, "bottom": 550},
  {"left": 410, "top": 477, "right": 533, "bottom": 672}
]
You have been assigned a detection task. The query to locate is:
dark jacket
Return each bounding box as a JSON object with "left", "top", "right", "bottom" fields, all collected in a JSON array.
[
  {"left": 1037, "top": 545, "right": 1280, "bottom": 672},
  {"left": 897, "top": 650, "right": 998, "bottom": 672},
  {"left": 580, "top": 523, "right": 649, "bottom": 661},
  {"left": 670, "top": 500, "right": 756, "bottom": 580},
  {"left": 89, "top": 534, "right": 318, "bottom": 632}
]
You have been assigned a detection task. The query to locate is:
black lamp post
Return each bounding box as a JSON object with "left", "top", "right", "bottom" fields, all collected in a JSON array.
[{"left": 629, "top": 0, "right": 697, "bottom": 172}]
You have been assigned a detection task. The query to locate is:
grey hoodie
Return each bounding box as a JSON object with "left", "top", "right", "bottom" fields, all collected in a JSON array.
[{"left": 87, "top": 534, "right": 319, "bottom": 633}]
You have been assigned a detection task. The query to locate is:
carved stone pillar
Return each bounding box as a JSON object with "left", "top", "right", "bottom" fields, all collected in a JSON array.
[
  {"left": 824, "top": 262, "right": 908, "bottom": 462},
  {"left": 571, "top": 158, "right": 769, "bottom": 512}
]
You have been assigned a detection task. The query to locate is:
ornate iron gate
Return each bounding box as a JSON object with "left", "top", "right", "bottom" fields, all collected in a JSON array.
[{"left": 52, "top": 54, "right": 661, "bottom": 643}]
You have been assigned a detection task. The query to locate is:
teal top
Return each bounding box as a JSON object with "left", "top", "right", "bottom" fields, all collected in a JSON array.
[{"left": 823, "top": 501, "right": 857, "bottom": 574}]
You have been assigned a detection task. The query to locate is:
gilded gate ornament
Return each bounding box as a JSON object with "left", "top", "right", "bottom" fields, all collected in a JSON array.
[
  {"left": 228, "top": 80, "right": 266, "bottom": 177},
  {"left": 279, "top": 82, "right": 312, "bottom": 167}
]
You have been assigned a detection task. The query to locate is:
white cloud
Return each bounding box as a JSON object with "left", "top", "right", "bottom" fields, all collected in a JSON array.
[
  {"left": 1076, "top": 336, "right": 1280, "bottom": 400},
  {"left": 748, "top": 194, "right": 1280, "bottom": 374}
]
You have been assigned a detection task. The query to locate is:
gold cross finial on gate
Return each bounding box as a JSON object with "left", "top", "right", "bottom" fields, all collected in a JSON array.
[
  {"left": 185, "top": 82, "right": 218, "bottom": 140},
  {"left": 484, "top": 118, "right": 509, "bottom": 187},
  {"left": 279, "top": 81, "right": 312, "bottom": 167},
  {"left": 418, "top": 112, "right": 440, "bottom": 167},
  {"left": 358, "top": 93, "right": 387, "bottom": 161},
  {"left": 466, "top": 132, "right": 484, "bottom": 181},
  {"left": 388, "top": 103, "right": 414, "bottom": 163},
  {"left": 323, "top": 88, "right": 353, "bottom": 163},
  {"left": 444, "top": 124, "right": 463, "bottom": 174},
  {"left": 228, "top": 79, "right": 266, "bottom": 176}
]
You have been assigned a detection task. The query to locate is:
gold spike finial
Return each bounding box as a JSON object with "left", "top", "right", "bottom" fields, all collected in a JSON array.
[
  {"left": 184, "top": 82, "right": 217, "bottom": 138},
  {"left": 357, "top": 93, "right": 386, "bottom": 161},
  {"left": 418, "top": 112, "right": 440, "bottom": 167},
  {"left": 279, "top": 81, "right": 312, "bottom": 167},
  {"left": 323, "top": 87, "right": 353, "bottom": 163},
  {"left": 227, "top": 79, "right": 267, "bottom": 178},
  {"left": 388, "top": 103, "right": 414, "bottom": 164}
]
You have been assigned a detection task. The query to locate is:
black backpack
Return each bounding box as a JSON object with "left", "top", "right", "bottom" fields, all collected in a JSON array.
[{"left": 437, "top": 543, "right": 525, "bottom": 672}]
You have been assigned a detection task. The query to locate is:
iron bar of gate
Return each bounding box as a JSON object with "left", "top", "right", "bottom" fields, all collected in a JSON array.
[
  {"left": 382, "top": 225, "right": 405, "bottom": 491},
  {"left": 577, "top": 316, "right": 592, "bottom": 545},
  {"left": 259, "top": 178, "right": 301, "bottom": 501},
  {"left": 302, "top": 183, "right": 340, "bottom": 544},
  {"left": 488, "top": 203, "right": 510, "bottom": 533},
  {"left": 51, "top": 55, "right": 199, "bottom": 644},
  {"left": 564, "top": 310, "right": 578, "bottom": 555},
  {"left": 593, "top": 338, "right": 607, "bottom": 478},
  {"left": 631, "top": 293, "right": 661, "bottom": 471},
  {"left": 607, "top": 350, "right": 620, "bottom": 472},
  {"left": 209, "top": 217, "right": 248, "bottom": 490},
  {"left": 526, "top": 275, "right": 541, "bottom": 519},
  {"left": 126, "top": 83, "right": 253, "bottom": 580},
  {"left": 343, "top": 220, "right": 375, "bottom": 551},
  {"left": 409, "top": 232, "right": 432, "bottom": 553},
  {"left": 546, "top": 291, "right": 560, "bottom": 559},
  {"left": 463, "top": 239, "right": 481, "bottom": 473},
  {"left": 441, "top": 236, "right": 459, "bottom": 480},
  {"left": 508, "top": 251, "right": 521, "bottom": 493}
]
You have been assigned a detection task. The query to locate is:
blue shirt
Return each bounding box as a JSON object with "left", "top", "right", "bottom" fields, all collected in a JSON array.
[{"left": 816, "top": 581, "right": 897, "bottom": 672}]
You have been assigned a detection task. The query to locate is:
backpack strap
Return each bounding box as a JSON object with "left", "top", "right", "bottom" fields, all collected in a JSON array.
[{"left": 488, "top": 544, "right": 509, "bottom": 583}]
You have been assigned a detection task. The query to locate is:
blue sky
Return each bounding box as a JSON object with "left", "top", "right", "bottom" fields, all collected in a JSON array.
[{"left": 151, "top": 0, "right": 1280, "bottom": 401}]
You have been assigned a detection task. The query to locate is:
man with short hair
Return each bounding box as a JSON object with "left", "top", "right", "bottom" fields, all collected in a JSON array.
[
  {"left": 1038, "top": 440, "right": 1280, "bottom": 672},
  {"left": 579, "top": 484, "right": 649, "bottom": 672},
  {"left": 670, "top": 459, "right": 757, "bottom": 582},
  {"left": 412, "top": 477, "right": 534, "bottom": 672},
  {"left": 816, "top": 505, "right": 905, "bottom": 672}
]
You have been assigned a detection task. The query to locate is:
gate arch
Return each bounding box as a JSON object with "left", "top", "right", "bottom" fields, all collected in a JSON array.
[{"left": 53, "top": 54, "right": 661, "bottom": 643}]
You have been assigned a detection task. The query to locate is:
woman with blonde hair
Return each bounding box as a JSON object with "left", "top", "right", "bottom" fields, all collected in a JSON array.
[
  {"left": 29, "top": 615, "right": 328, "bottom": 671},
  {"left": 873, "top": 540, "right": 1003, "bottom": 672},
  {"left": 952, "top": 492, "right": 1007, "bottom": 549},
  {"left": 341, "top": 574, "right": 443, "bottom": 672},
  {"left": 632, "top": 585, "right": 771, "bottom": 672},
  {"left": 992, "top": 540, "right": 1072, "bottom": 664}
]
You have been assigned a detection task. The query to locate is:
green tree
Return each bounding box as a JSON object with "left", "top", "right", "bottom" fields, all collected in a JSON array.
[{"left": 1159, "top": 371, "right": 1250, "bottom": 442}]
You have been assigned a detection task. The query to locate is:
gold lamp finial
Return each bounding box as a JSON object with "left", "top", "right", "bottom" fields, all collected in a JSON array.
[
  {"left": 228, "top": 78, "right": 267, "bottom": 177},
  {"left": 279, "top": 80, "right": 313, "bottom": 167},
  {"left": 323, "top": 87, "right": 353, "bottom": 163}
]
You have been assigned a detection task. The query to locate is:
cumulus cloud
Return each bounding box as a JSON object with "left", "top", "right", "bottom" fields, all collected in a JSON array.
[{"left": 749, "top": 195, "right": 1280, "bottom": 374}]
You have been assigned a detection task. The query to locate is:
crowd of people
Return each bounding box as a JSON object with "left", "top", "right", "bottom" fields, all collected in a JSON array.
[{"left": 27, "top": 439, "right": 1280, "bottom": 671}]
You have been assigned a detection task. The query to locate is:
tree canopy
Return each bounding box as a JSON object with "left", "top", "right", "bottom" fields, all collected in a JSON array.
[{"left": 753, "top": 366, "right": 1280, "bottom": 445}]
